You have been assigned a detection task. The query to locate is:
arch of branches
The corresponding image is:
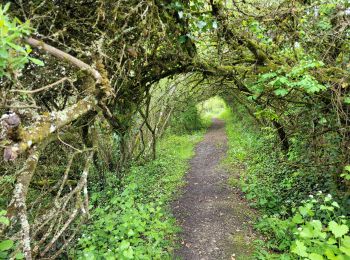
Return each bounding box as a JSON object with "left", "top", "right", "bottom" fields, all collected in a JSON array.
[{"left": 0, "top": 0, "right": 349, "bottom": 258}]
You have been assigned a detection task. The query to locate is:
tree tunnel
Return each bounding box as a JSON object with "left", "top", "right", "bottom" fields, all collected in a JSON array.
[{"left": 0, "top": 0, "right": 349, "bottom": 258}]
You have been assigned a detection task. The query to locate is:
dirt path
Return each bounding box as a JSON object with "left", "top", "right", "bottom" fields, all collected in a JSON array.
[{"left": 172, "top": 119, "right": 257, "bottom": 260}]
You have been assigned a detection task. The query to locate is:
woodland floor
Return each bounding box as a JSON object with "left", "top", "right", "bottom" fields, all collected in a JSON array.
[{"left": 172, "top": 119, "right": 258, "bottom": 260}]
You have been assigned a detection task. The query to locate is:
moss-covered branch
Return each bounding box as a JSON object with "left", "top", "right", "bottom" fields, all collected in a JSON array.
[
  {"left": 4, "top": 96, "right": 97, "bottom": 160},
  {"left": 25, "top": 38, "right": 102, "bottom": 82}
]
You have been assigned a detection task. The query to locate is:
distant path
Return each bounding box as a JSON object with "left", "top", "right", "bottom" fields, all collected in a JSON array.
[{"left": 172, "top": 118, "right": 257, "bottom": 260}]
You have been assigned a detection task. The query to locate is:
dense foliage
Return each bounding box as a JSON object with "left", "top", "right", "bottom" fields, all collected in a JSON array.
[
  {"left": 72, "top": 133, "right": 203, "bottom": 259},
  {"left": 219, "top": 101, "right": 350, "bottom": 259}
]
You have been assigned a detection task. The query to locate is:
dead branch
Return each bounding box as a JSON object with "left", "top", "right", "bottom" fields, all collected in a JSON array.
[
  {"left": 4, "top": 95, "right": 97, "bottom": 160},
  {"left": 10, "top": 77, "right": 70, "bottom": 94},
  {"left": 25, "top": 38, "right": 101, "bottom": 82},
  {"left": 5, "top": 145, "right": 42, "bottom": 260}
]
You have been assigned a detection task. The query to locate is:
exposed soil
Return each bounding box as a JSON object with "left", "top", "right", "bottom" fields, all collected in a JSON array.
[{"left": 172, "top": 119, "right": 257, "bottom": 260}]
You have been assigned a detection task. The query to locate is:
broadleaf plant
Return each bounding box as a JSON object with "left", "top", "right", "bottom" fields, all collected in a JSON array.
[{"left": 0, "top": 3, "right": 43, "bottom": 79}]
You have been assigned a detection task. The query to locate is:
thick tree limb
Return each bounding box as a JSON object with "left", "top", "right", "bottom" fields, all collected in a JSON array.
[
  {"left": 25, "top": 38, "right": 102, "bottom": 82},
  {"left": 6, "top": 147, "right": 41, "bottom": 260},
  {"left": 5, "top": 96, "right": 97, "bottom": 159}
]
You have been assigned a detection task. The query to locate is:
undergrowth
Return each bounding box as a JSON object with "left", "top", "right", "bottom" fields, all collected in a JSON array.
[
  {"left": 71, "top": 133, "right": 203, "bottom": 259},
  {"left": 168, "top": 101, "right": 206, "bottom": 134},
  {"left": 218, "top": 101, "right": 350, "bottom": 260}
]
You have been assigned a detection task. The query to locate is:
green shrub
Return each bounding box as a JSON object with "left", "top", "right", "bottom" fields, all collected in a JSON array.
[
  {"left": 169, "top": 102, "right": 205, "bottom": 133},
  {"left": 0, "top": 3, "right": 43, "bottom": 78},
  {"left": 256, "top": 193, "right": 350, "bottom": 259},
  {"left": 71, "top": 133, "right": 203, "bottom": 259},
  {"left": 222, "top": 104, "right": 350, "bottom": 259}
]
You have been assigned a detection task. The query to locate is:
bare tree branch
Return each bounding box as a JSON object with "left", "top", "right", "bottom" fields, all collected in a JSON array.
[{"left": 25, "top": 38, "right": 102, "bottom": 82}]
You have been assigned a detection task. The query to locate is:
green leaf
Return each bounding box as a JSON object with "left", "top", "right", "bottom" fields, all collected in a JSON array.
[
  {"left": 0, "top": 240, "right": 13, "bottom": 251},
  {"left": 328, "top": 221, "right": 349, "bottom": 238},
  {"left": 178, "top": 35, "right": 187, "bottom": 44},
  {"left": 292, "top": 213, "right": 303, "bottom": 224},
  {"left": 324, "top": 248, "right": 336, "bottom": 259},
  {"left": 127, "top": 229, "right": 135, "bottom": 237},
  {"left": 298, "top": 222, "right": 325, "bottom": 240},
  {"left": 340, "top": 235, "right": 350, "bottom": 256},
  {"left": 299, "top": 203, "right": 314, "bottom": 217},
  {"left": 6, "top": 41, "right": 26, "bottom": 53},
  {"left": 327, "top": 237, "right": 336, "bottom": 245},
  {"left": 298, "top": 75, "right": 326, "bottom": 93},
  {"left": 341, "top": 172, "right": 350, "bottom": 180},
  {"left": 309, "top": 253, "right": 324, "bottom": 260},
  {"left": 300, "top": 225, "right": 313, "bottom": 238},
  {"left": 119, "top": 240, "right": 130, "bottom": 251},
  {"left": 342, "top": 235, "right": 350, "bottom": 248},
  {"left": 291, "top": 240, "right": 308, "bottom": 257},
  {"left": 0, "top": 216, "right": 9, "bottom": 226},
  {"left": 122, "top": 247, "right": 134, "bottom": 259},
  {"left": 259, "top": 72, "right": 277, "bottom": 81},
  {"left": 0, "top": 48, "right": 8, "bottom": 59},
  {"left": 339, "top": 246, "right": 350, "bottom": 256},
  {"left": 324, "top": 195, "right": 332, "bottom": 202},
  {"left": 274, "top": 88, "right": 289, "bottom": 96},
  {"left": 331, "top": 201, "right": 340, "bottom": 208},
  {"left": 28, "top": 57, "right": 44, "bottom": 66},
  {"left": 320, "top": 205, "right": 334, "bottom": 212},
  {"left": 271, "top": 76, "right": 289, "bottom": 87},
  {"left": 3, "top": 3, "right": 10, "bottom": 13}
]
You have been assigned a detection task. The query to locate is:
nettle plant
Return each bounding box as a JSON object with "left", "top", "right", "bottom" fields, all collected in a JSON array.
[
  {"left": 258, "top": 193, "right": 350, "bottom": 259},
  {"left": 290, "top": 193, "right": 349, "bottom": 260},
  {"left": 0, "top": 3, "right": 43, "bottom": 79}
]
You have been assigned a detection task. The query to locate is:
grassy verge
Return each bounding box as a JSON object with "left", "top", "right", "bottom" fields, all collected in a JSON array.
[
  {"left": 71, "top": 132, "right": 203, "bottom": 259},
  {"left": 220, "top": 104, "right": 350, "bottom": 259}
]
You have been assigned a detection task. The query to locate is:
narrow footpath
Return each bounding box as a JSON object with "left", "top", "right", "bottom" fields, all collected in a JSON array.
[{"left": 172, "top": 119, "right": 257, "bottom": 260}]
